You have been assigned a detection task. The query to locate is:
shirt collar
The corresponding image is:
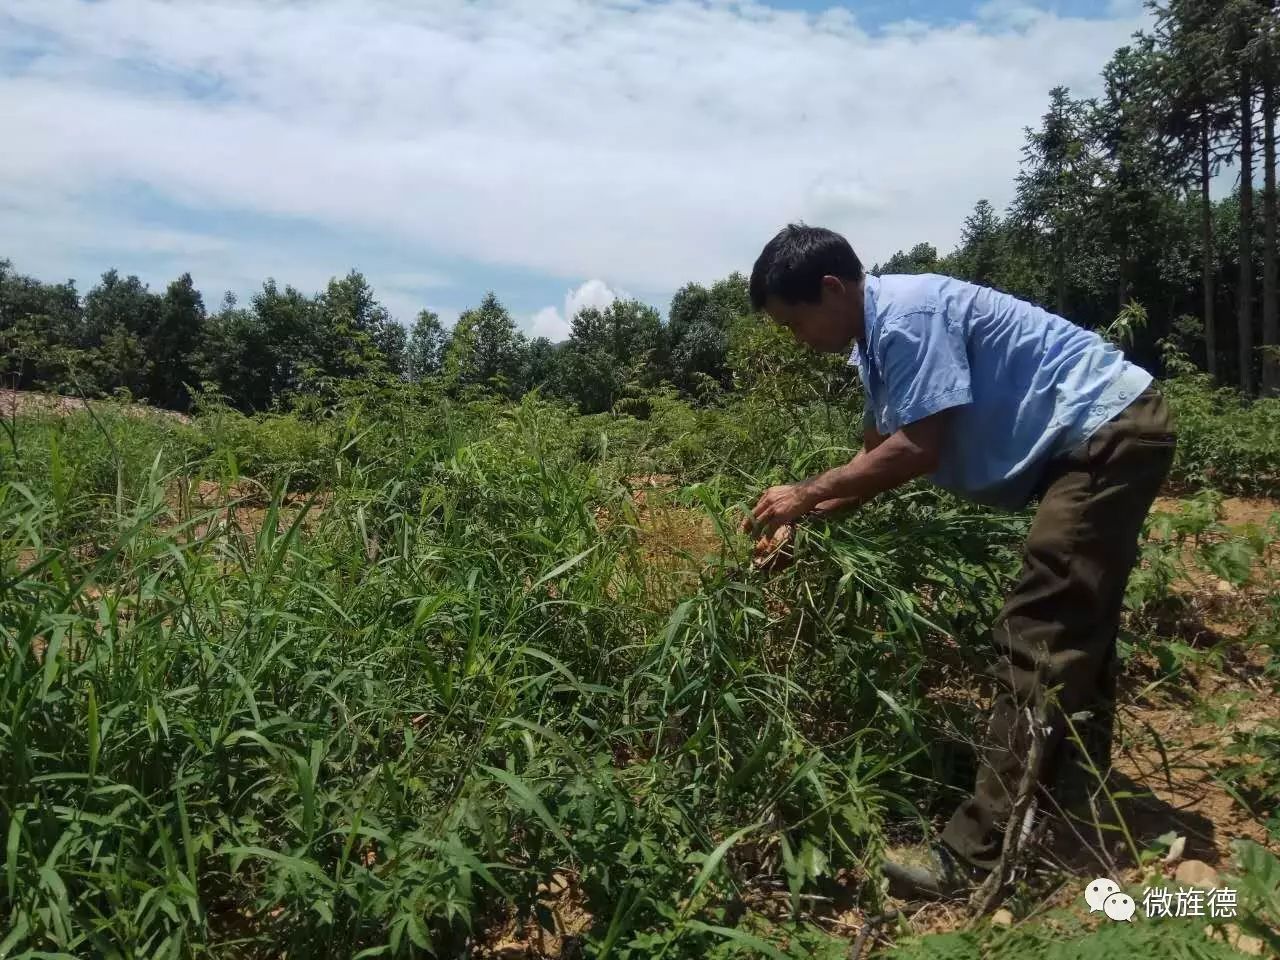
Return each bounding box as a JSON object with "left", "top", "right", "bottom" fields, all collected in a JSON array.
[{"left": 849, "top": 274, "right": 879, "bottom": 369}]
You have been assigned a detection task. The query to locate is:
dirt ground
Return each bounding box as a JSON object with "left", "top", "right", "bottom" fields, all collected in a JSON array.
[{"left": 0, "top": 386, "right": 190, "bottom": 423}]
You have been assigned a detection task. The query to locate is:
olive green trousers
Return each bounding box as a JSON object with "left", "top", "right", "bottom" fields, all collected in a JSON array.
[{"left": 941, "top": 383, "right": 1176, "bottom": 872}]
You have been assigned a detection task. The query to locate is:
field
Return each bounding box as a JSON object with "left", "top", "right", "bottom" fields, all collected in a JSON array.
[{"left": 1, "top": 374, "right": 1279, "bottom": 959}]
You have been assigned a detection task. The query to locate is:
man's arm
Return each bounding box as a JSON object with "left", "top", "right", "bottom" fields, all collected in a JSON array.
[
  {"left": 804, "top": 306, "right": 970, "bottom": 521},
  {"left": 801, "top": 410, "right": 948, "bottom": 507},
  {"left": 750, "top": 305, "right": 971, "bottom": 536},
  {"left": 749, "top": 409, "right": 952, "bottom": 535},
  {"left": 811, "top": 423, "right": 888, "bottom": 517}
]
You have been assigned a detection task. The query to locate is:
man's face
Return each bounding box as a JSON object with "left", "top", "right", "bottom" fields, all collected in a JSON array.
[{"left": 764, "top": 276, "right": 859, "bottom": 354}]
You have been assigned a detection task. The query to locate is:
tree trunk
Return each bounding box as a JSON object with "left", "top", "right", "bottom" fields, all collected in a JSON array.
[
  {"left": 1239, "top": 71, "right": 1256, "bottom": 395},
  {"left": 1263, "top": 73, "right": 1278, "bottom": 395},
  {"left": 1201, "top": 119, "right": 1218, "bottom": 379},
  {"left": 1054, "top": 241, "right": 1067, "bottom": 317}
]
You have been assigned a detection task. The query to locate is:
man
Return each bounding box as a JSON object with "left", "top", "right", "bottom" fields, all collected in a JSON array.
[{"left": 744, "top": 223, "right": 1176, "bottom": 900}]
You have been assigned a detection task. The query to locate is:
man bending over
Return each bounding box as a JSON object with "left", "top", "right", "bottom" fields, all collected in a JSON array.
[{"left": 744, "top": 223, "right": 1176, "bottom": 899}]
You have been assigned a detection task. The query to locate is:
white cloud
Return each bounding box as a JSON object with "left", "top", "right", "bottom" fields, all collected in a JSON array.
[
  {"left": 566, "top": 279, "right": 625, "bottom": 321},
  {"left": 528, "top": 278, "right": 626, "bottom": 342},
  {"left": 530, "top": 306, "right": 570, "bottom": 341},
  {"left": 0, "top": 0, "right": 1148, "bottom": 301}
]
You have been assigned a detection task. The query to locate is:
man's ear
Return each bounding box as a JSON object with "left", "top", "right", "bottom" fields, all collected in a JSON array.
[{"left": 820, "top": 275, "right": 846, "bottom": 297}]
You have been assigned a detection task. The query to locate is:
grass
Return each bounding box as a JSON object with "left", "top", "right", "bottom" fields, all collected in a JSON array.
[{"left": 1, "top": 376, "right": 1278, "bottom": 958}]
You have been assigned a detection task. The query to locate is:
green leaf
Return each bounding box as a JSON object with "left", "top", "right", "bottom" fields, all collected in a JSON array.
[
  {"left": 685, "top": 920, "right": 786, "bottom": 960},
  {"left": 479, "top": 765, "right": 575, "bottom": 855},
  {"left": 532, "top": 545, "right": 598, "bottom": 591},
  {"left": 687, "top": 822, "right": 758, "bottom": 907},
  {"left": 6, "top": 808, "right": 25, "bottom": 902},
  {"left": 0, "top": 913, "right": 30, "bottom": 958},
  {"left": 86, "top": 682, "right": 99, "bottom": 781}
]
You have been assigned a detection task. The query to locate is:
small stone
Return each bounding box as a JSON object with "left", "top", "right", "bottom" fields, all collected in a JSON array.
[
  {"left": 1206, "top": 924, "right": 1265, "bottom": 956},
  {"left": 1236, "top": 933, "right": 1265, "bottom": 956},
  {"left": 1175, "top": 859, "right": 1219, "bottom": 889},
  {"left": 991, "top": 908, "right": 1014, "bottom": 927}
]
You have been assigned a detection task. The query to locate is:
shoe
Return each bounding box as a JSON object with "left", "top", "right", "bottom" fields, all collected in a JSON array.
[{"left": 880, "top": 841, "right": 989, "bottom": 901}]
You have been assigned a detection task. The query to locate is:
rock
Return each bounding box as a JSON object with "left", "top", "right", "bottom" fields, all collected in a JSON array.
[
  {"left": 1205, "top": 923, "right": 1265, "bottom": 956},
  {"left": 1176, "top": 859, "right": 1219, "bottom": 889},
  {"left": 991, "top": 908, "right": 1014, "bottom": 927},
  {"left": 1235, "top": 934, "right": 1265, "bottom": 956}
]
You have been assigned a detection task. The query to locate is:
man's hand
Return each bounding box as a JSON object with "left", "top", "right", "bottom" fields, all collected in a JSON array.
[{"left": 744, "top": 483, "right": 818, "bottom": 537}]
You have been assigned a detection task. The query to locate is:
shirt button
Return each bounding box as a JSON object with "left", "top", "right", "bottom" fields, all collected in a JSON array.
[{"left": 1118, "top": 391, "right": 1128, "bottom": 400}]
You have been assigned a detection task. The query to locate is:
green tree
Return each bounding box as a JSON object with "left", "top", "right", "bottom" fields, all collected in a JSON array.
[
  {"left": 1095, "top": 42, "right": 1175, "bottom": 313},
  {"left": 311, "top": 271, "right": 394, "bottom": 389},
  {"left": 520, "top": 336, "right": 563, "bottom": 396},
  {"left": 1150, "top": 0, "right": 1238, "bottom": 379},
  {"left": 444, "top": 292, "right": 526, "bottom": 397},
  {"left": 560, "top": 299, "right": 663, "bottom": 412},
  {"left": 0, "top": 259, "right": 86, "bottom": 391},
  {"left": 1220, "top": 0, "right": 1266, "bottom": 392},
  {"left": 82, "top": 270, "right": 158, "bottom": 342},
  {"left": 875, "top": 242, "right": 941, "bottom": 276},
  {"left": 251, "top": 279, "right": 318, "bottom": 402},
  {"left": 1013, "top": 86, "right": 1103, "bottom": 316},
  {"left": 82, "top": 270, "right": 160, "bottom": 397},
  {"left": 956, "top": 200, "right": 1003, "bottom": 286},
  {"left": 375, "top": 320, "right": 408, "bottom": 380},
  {"left": 1252, "top": 0, "right": 1280, "bottom": 394},
  {"left": 148, "top": 273, "right": 206, "bottom": 409},
  {"left": 407, "top": 310, "right": 449, "bottom": 381},
  {"left": 666, "top": 273, "right": 749, "bottom": 394},
  {"left": 194, "top": 293, "right": 276, "bottom": 411}
]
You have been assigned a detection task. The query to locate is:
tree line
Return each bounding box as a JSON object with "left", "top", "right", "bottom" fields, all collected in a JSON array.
[
  {"left": 0, "top": 258, "right": 763, "bottom": 414},
  {"left": 875, "top": 0, "right": 1279, "bottom": 394},
  {"left": 3, "top": 0, "right": 1278, "bottom": 409}
]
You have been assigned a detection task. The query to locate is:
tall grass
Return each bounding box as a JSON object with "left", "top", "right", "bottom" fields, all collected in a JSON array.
[{"left": 1, "top": 379, "right": 1276, "bottom": 958}]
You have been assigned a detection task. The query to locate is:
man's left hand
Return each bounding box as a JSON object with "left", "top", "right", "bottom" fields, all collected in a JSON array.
[{"left": 745, "top": 483, "right": 818, "bottom": 536}]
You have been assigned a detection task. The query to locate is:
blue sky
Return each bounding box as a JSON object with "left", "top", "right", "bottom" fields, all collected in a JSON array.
[
  {"left": 772, "top": 0, "right": 1123, "bottom": 25},
  {"left": 0, "top": 0, "right": 1148, "bottom": 338}
]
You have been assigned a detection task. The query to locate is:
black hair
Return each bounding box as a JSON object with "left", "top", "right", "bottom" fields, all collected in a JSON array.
[{"left": 748, "top": 223, "right": 864, "bottom": 311}]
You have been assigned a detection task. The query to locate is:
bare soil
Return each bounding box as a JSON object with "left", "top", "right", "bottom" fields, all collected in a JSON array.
[{"left": 0, "top": 387, "right": 190, "bottom": 423}]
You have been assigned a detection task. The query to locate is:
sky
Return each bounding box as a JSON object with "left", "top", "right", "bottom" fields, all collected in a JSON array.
[{"left": 0, "top": 0, "right": 1151, "bottom": 340}]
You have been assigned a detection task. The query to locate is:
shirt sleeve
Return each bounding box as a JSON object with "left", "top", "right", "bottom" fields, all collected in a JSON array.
[{"left": 875, "top": 307, "right": 972, "bottom": 431}]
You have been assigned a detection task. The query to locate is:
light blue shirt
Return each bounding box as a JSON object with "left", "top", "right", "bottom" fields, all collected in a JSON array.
[{"left": 851, "top": 274, "right": 1153, "bottom": 510}]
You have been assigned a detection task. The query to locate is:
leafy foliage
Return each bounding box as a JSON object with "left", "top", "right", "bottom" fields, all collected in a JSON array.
[{"left": 2, "top": 370, "right": 1276, "bottom": 958}]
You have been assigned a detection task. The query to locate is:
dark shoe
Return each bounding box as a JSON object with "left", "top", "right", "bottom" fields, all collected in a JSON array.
[{"left": 881, "top": 841, "right": 989, "bottom": 901}]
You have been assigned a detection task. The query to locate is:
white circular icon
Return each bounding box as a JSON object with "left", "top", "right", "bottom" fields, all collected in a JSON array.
[
  {"left": 1103, "top": 891, "right": 1136, "bottom": 922},
  {"left": 1085, "top": 877, "right": 1120, "bottom": 913}
]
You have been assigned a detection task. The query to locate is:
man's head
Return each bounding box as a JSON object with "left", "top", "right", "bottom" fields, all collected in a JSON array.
[{"left": 749, "top": 224, "right": 864, "bottom": 354}]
